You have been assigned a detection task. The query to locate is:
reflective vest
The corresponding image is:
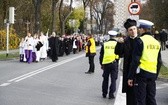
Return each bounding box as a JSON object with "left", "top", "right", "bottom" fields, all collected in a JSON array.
[
  {"left": 102, "top": 41, "right": 118, "bottom": 64},
  {"left": 139, "top": 35, "right": 160, "bottom": 74},
  {"left": 85, "top": 38, "right": 96, "bottom": 53}
]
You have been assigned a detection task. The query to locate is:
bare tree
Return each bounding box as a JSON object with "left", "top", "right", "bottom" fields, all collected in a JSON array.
[
  {"left": 59, "top": 0, "right": 73, "bottom": 35},
  {"left": 92, "top": 0, "right": 114, "bottom": 34}
]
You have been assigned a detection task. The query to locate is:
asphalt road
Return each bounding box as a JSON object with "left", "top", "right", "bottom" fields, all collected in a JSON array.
[{"left": 0, "top": 50, "right": 168, "bottom": 105}]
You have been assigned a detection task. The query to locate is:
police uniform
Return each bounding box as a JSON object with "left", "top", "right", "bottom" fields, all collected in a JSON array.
[
  {"left": 99, "top": 31, "right": 119, "bottom": 99},
  {"left": 128, "top": 20, "right": 162, "bottom": 105},
  {"left": 85, "top": 35, "right": 96, "bottom": 74}
]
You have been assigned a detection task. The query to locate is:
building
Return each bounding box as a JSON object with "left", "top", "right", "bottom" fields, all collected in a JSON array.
[{"left": 113, "top": 0, "right": 145, "bottom": 34}]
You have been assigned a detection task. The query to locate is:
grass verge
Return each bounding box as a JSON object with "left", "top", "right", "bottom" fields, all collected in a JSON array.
[
  {"left": 159, "top": 65, "right": 168, "bottom": 79},
  {"left": 0, "top": 52, "right": 19, "bottom": 60}
]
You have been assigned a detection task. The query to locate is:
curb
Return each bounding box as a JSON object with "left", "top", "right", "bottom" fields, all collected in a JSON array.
[{"left": 157, "top": 77, "right": 168, "bottom": 82}]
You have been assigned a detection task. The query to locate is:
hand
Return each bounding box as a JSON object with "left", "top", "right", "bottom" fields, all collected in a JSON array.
[
  {"left": 118, "top": 37, "right": 124, "bottom": 43},
  {"left": 128, "top": 79, "right": 133, "bottom": 87}
]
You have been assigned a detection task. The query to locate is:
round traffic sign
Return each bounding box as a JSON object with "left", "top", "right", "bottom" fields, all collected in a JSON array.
[{"left": 128, "top": 2, "right": 141, "bottom": 15}]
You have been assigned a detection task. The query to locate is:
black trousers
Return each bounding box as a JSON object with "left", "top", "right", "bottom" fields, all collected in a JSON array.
[
  {"left": 126, "top": 86, "right": 137, "bottom": 105},
  {"left": 88, "top": 55, "right": 95, "bottom": 72},
  {"left": 102, "top": 62, "right": 118, "bottom": 97},
  {"left": 135, "top": 76, "right": 157, "bottom": 105}
]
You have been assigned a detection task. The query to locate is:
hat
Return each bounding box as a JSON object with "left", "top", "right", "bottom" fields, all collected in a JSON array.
[
  {"left": 124, "top": 19, "right": 137, "bottom": 30},
  {"left": 138, "top": 19, "right": 154, "bottom": 29},
  {"left": 108, "top": 30, "right": 117, "bottom": 36}
]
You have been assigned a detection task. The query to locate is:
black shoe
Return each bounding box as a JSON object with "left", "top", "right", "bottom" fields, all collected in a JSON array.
[
  {"left": 90, "top": 71, "right": 94, "bottom": 73},
  {"left": 85, "top": 71, "right": 92, "bottom": 74},
  {"left": 102, "top": 94, "right": 106, "bottom": 98},
  {"left": 109, "top": 94, "right": 115, "bottom": 99}
]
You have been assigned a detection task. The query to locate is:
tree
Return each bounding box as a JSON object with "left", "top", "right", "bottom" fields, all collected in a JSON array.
[
  {"left": 82, "top": 0, "right": 90, "bottom": 34},
  {"left": 51, "top": 0, "right": 59, "bottom": 32},
  {"left": 66, "top": 7, "right": 84, "bottom": 34},
  {"left": 92, "top": 0, "right": 114, "bottom": 34},
  {"left": 59, "top": 0, "right": 73, "bottom": 35},
  {"left": 32, "top": 0, "right": 43, "bottom": 34},
  {"left": 140, "top": 0, "right": 168, "bottom": 30}
]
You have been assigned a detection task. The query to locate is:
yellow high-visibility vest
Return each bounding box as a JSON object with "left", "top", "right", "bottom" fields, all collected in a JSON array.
[
  {"left": 85, "top": 38, "right": 96, "bottom": 53},
  {"left": 102, "top": 41, "right": 118, "bottom": 64},
  {"left": 139, "top": 35, "right": 161, "bottom": 73}
]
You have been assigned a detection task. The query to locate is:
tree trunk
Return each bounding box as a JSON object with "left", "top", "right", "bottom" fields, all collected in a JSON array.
[
  {"left": 51, "top": 0, "right": 59, "bottom": 33},
  {"left": 59, "top": 0, "right": 73, "bottom": 36},
  {"left": 90, "top": 0, "right": 93, "bottom": 34},
  {"left": 33, "top": 0, "right": 42, "bottom": 34}
]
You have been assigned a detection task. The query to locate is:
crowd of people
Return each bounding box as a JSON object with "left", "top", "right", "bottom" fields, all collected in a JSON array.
[{"left": 19, "top": 32, "right": 95, "bottom": 63}]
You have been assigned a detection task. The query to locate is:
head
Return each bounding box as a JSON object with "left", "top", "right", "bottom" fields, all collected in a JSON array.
[
  {"left": 27, "top": 32, "right": 31, "bottom": 37},
  {"left": 52, "top": 32, "right": 56, "bottom": 37},
  {"left": 138, "top": 19, "right": 154, "bottom": 35},
  {"left": 124, "top": 19, "right": 138, "bottom": 38},
  {"left": 88, "top": 34, "right": 93, "bottom": 39},
  {"left": 138, "top": 24, "right": 152, "bottom": 35},
  {"left": 155, "top": 30, "right": 159, "bottom": 34}
]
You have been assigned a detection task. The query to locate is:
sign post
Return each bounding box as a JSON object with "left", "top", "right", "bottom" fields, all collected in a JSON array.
[{"left": 128, "top": 2, "right": 141, "bottom": 15}]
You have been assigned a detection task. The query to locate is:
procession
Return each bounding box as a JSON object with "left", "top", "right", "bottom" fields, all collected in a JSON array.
[{"left": 0, "top": 0, "right": 168, "bottom": 105}]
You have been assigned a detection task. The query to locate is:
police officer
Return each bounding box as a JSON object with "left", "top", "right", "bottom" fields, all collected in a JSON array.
[
  {"left": 115, "top": 19, "right": 138, "bottom": 105},
  {"left": 85, "top": 34, "right": 96, "bottom": 74},
  {"left": 99, "top": 30, "right": 119, "bottom": 99},
  {"left": 128, "top": 20, "right": 162, "bottom": 105}
]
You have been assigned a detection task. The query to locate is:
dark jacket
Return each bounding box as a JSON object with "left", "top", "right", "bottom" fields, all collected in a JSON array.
[
  {"left": 115, "top": 36, "right": 138, "bottom": 93},
  {"left": 160, "top": 31, "right": 168, "bottom": 42},
  {"left": 49, "top": 36, "right": 59, "bottom": 61}
]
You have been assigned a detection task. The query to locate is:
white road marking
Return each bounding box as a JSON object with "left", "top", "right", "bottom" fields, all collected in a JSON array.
[
  {"left": 1, "top": 54, "right": 85, "bottom": 86},
  {"left": 114, "top": 76, "right": 126, "bottom": 105},
  {"left": 0, "top": 83, "right": 11, "bottom": 87}
]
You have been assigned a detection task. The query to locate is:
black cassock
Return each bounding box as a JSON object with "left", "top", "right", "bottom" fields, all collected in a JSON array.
[{"left": 49, "top": 36, "right": 59, "bottom": 62}]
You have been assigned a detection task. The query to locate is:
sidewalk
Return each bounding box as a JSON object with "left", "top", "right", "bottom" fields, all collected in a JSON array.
[{"left": 161, "top": 49, "right": 168, "bottom": 67}]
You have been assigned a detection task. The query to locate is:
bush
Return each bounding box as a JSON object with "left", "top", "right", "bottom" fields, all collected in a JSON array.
[{"left": 0, "top": 27, "right": 20, "bottom": 50}]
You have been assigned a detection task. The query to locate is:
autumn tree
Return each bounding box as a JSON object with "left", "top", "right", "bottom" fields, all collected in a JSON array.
[{"left": 140, "top": 0, "right": 168, "bottom": 30}]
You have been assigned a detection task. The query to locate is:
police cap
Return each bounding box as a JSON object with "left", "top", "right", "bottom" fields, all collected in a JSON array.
[
  {"left": 108, "top": 30, "right": 117, "bottom": 36},
  {"left": 138, "top": 19, "right": 154, "bottom": 29}
]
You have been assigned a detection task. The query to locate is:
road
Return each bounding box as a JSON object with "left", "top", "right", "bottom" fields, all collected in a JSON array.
[{"left": 0, "top": 50, "right": 168, "bottom": 105}]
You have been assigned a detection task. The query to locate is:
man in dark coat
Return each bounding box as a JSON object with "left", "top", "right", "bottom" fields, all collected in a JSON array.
[
  {"left": 58, "top": 37, "right": 65, "bottom": 56},
  {"left": 160, "top": 29, "right": 168, "bottom": 50},
  {"left": 49, "top": 32, "right": 59, "bottom": 62},
  {"left": 64, "top": 37, "right": 71, "bottom": 55},
  {"left": 115, "top": 19, "right": 138, "bottom": 105}
]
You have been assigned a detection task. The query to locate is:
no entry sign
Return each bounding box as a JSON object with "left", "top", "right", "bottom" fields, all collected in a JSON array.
[{"left": 128, "top": 2, "right": 141, "bottom": 15}]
